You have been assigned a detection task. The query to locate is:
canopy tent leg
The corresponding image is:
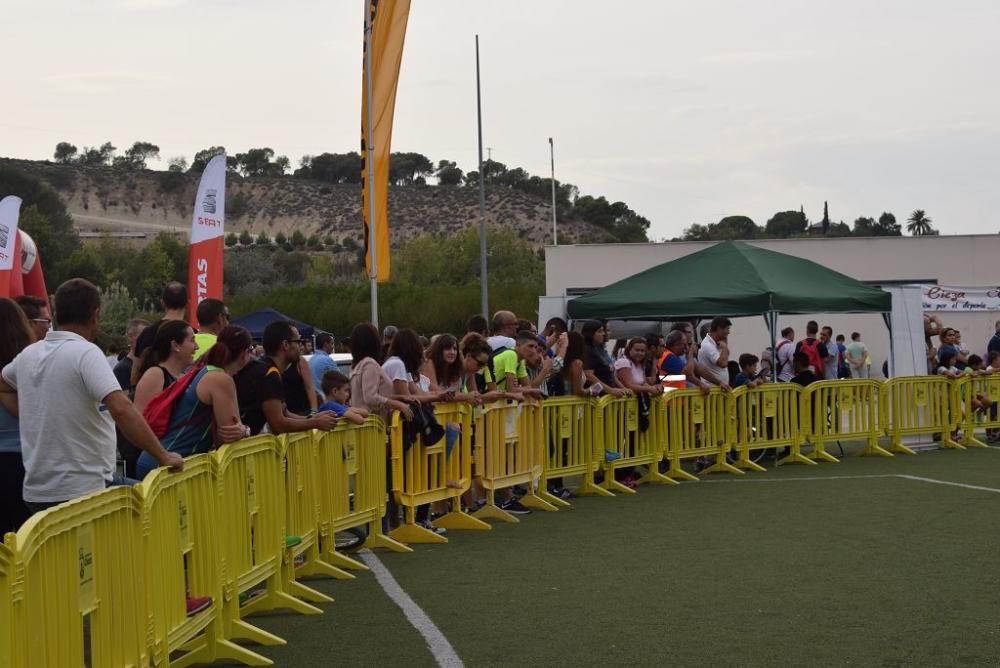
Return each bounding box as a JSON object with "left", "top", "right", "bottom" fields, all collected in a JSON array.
[
  {"left": 881, "top": 311, "right": 894, "bottom": 378},
  {"left": 764, "top": 310, "right": 778, "bottom": 381}
]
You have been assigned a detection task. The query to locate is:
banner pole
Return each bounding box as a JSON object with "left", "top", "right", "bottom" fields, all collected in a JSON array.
[
  {"left": 549, "top": 137, "right": 557, "bottom": 245},
  {"left": 365, "top": 0, "right": 379, "bottom": 327},
  {"left": 476, "top": 34, "right": 488, "bottom": 317}
]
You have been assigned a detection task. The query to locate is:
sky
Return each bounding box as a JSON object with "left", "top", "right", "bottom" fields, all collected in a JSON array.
[{"left": 3, "top": 0, "right": 999, "bottom": 240}]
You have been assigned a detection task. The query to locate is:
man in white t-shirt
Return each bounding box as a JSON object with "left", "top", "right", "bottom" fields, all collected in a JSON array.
[
  {"left": 0, "top": 279, "right": 184, "bottom": 513},
  {"left": 487, "top": 310, "right": 518, "bottom": 351},
  {"left": 697, "top": 317, "right": 732, "bottom": 388},
  {"left": 774, "top": 327, "right": 796, "bottom": 382}
]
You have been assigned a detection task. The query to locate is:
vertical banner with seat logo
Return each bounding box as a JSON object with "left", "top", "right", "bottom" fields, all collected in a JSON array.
[
  {"left": 361, "top": 0, "right": 411, "bottom": 283},
  {"left": 0, "top": 196, "right": 22, "bottom": 298},
  {"left": 188, "top": 154, "right": 226, "bottom": 328}
]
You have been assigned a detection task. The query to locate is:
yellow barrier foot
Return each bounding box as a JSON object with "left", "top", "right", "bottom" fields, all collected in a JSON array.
[
  {"left": 267, "top": 590, "right": 324, "bottom": 616},
  {"left": 940, "top": 436, "right": 965, "bottom": 450},
  {"left": 298, "top": 557, "right": 356, "bottom": 581},
  {"left": 389, "top": 523, "right": 449, "bottom": 544},
  {"left": 806, "top": 448, "right": 840, "bottom": 463},
  {"left": 323, "top": 549, "right": 366, "bottom": 574},
  {"left": 700, "top": 461, "right": 744, "bottom": 476},
  {"left": 572, "top": 479, "right": 616, "bottom": 497},
  {"left": 230, "top": 618, "right": 287, "bottom": 646},
  {"left": 536, "top": 489, "right": 572, "bottom": 507},
  {"left": 286, "top": 579, "right": 334, "bottom": 605},
  {"left": 211, "top": 639, "right": 273, "bottom": 667},
  {"left": 860, "top": 442, "right": 894, "bottom": 458},
  {"left": 600, "top": 477, "right": 637, "bottom": 494},
  {"left": 365, "top": 531, "right": 415, "bottom": 553},
  {"left": 637, "top": 469, "right": 681, "bottom": 485},
  {"left": 963, "top": 436, "right": 988, "bottom": 448},
  {"left": 777, "top": 451, "right": 818, "bottom": 466},
  {"left": 889, "top": 441, "right": 917, "bottom": 456},
  {"left": 665, "top": 461, "right": 700, "bottom": 482},
  {"left": 519, "top": 493, "right": 559, "bottom": 512},
  {"left": 736, "top": 458, "right": 767, "bottom": 472},
  {"left": 473, "top": 502, "right": 520, "bottom": 523},
  {"left": 434, "top": 510, "right": 492, "bottom": 531}
]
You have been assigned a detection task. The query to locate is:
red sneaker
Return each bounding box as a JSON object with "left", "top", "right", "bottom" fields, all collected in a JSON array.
[{"left": 185, "top": 595, "right": 212, "bottom": 616}]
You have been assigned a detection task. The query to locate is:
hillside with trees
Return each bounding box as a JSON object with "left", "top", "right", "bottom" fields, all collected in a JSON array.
[{"left": 6, "top": 141, "right": 653, "bottom": 248}]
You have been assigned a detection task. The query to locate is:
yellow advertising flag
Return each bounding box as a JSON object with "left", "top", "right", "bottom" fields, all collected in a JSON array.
[{"left": 361, "top": 0, "right": 411, "bottom": 283}]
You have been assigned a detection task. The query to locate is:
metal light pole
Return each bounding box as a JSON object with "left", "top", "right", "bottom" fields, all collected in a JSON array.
[
  {"left": 549, "top": 137, "right": 557, "bottom": 245},
  {"left": 364, "top": 0, "right": 378, "bottom": 326},
  {"left": 476, "top": 34, "right": 488, "bottom": 317}
]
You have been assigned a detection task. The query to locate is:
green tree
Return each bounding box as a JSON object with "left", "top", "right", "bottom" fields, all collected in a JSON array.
[
  {"left": 764, "top": 210, "right": 808, "bottom": 238},
  {"left": 256, "top": 230, "right": 271, "bottom": 246},
  {"left": 306, "top": 233, "right": 321, "bottom": 249},
  {"left": 119, "top": 141, "right": 160, "bottom": 169},
  {"left": 393, "top": 227, "right": 543, "bottom": 288},
  {"left": 906, "top": 209, "right": 935, "bottom": 236},
  {"left": 715, "top": 215, "right": 759, "bottom": 239},
  {"left": 239, "top": 229, "right": 254, "bottom": 245},
  {"left": 53, "top": 142, "right": 78, "bottom": 164},
  {"left": 273, "top": 251, "right": 311, "bottom": 283},
  {"left": 225, "top": 232, "right": 239, "bottom": 247},
  {"left": 96, "top": 282, "right": 139, "bottom": 353},
  {"left": 226, "top": 192, "right": 250, "bottom": 218},
  {"left": 821, "top": 201, "right": 830, "bottom": 234},
  {"left": 290, "top": 230, "right": 307, "bottom": 247},
  {"left": 168, "top": 156, "right": 188, "bottom": 173},
  {"left": 435, "top": 159, "right": 463, "bottom": 185},
  {"left": 876, "top": 212, "right": 902, "bottom": 236},
  {"left": 233, "top": 148, "right": 289, "bottom": 177},
  {"left": 389, "top": 152, "right": 434, "bottom": 185},
  {"left": 341, "top": 236, "right": 358, "bottom": 251},
  {"left": 852, "top": 216, "right": 876, "bottom": 236},
  {"left": 0, "top": 165, "right": 80, "bottom": 285},
  {"left": 274, "top": 231, "right": 287, "bottom": 246},
  {"left": 295, "top": 152, "right": 362, "bottom": 183},
  {"left": 190, "top": 146, "right": 226, "bottom": 172}
]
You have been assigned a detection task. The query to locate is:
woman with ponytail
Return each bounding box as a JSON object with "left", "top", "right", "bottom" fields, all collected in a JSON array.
[
  {"left": 135, "top": 325, "right": 253, "bottom": 479},
  {"left": 133, "top": 319, "right": 197, "bottom": 413}
]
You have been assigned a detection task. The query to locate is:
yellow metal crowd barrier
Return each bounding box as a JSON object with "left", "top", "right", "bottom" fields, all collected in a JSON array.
[
  {"left": 953, "top": 375, "right": 1000, "bottom": 448},
  {"left": 801, "top": 379, "right": 887, "bottom": 461},
  {"left": 882, "top": 376, "right": 961, "bottom": 454},
  {"left": 732, "top": 383, "right": 806, "bottom": 470},
  {"left": 663, "top": 387, "right": 741, "bottom": 480},
  {"left": 280, "top": 432, "right": 345, "bottom": 601},
  {"left": 539, "top": 396, "right": 611, "bottom": 502},
  {"left": 2, "top": 373, "right": 992, "bottom": 665},
  {"left": 474, "top": 399, "right": 557, "bottom": 521},
  {"left": 6, "top": 487, "right": 147, "bottom": 667},
  {"left": 315, "top": 417, "right": 409, "bottom": 576},
  {"left": 594, "top": 393, "right": 674, "bottom": 492},
  {"left": 387, "top": 402, "right": 489, "bottom": 543},
  {"left": 140, "top": 455, "right": 270, "bottom": 666},
  {"left": 213, "top": 434, "right": 318, "bottom": 650},
  {"left": 0, "top": 540, "right": 11, "bottom": 668}
]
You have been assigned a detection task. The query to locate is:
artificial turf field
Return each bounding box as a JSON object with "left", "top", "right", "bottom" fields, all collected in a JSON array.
[{"left": 244, "top": 444, "right": 1000, "bottom": 667}]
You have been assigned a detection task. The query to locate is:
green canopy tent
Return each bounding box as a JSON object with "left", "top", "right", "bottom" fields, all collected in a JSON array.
[{"left": 566, "top": 241, "right": 894, "bottom": 375}]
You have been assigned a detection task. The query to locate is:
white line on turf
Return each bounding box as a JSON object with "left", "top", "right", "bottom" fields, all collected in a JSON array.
[
  {"left": 359, "top": 550, "right": 464, "bottom": 668},
  {"left": 699, "top": 473, "right": 1000, "bottom": 494}
]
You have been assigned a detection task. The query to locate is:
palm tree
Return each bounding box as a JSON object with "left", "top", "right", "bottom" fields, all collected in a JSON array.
[{"left": 906, "top": 209, "right": 935, "bottom": 236}]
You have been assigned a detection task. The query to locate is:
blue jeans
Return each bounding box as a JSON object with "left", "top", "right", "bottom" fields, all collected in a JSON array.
[{"left": 25, "top": 475, "right": 139, "bottom": 515}]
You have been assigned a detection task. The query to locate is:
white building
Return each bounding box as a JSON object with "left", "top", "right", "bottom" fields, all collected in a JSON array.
[{"left": 543, "top": 235, "right": 1000, "bottom": 378}]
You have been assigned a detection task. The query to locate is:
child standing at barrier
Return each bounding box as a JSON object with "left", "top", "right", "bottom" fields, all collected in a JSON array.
[
  {"left": 961, "top": 355, "right": 995, "bottom": 418},
  {"left": 733, "top": 354, "right": 766, "bottom": 389},
  {"left": 936, "top": 350, "right": 963, "bottom": 378},
  {"left": 791, "top": 352, "right": 819, "bottom": 387},
  {"left": 319, "top": 370, "right": 369, "bottom": 425}
]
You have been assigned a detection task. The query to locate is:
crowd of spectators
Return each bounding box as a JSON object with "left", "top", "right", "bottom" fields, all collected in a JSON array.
[{"left": 7, "top": 277, "right": 1000, "bottom": 555}]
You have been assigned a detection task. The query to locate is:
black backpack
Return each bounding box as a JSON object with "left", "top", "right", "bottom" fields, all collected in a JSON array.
[{"left": 475, "top": 346, "right": 510, "bottom": 393}]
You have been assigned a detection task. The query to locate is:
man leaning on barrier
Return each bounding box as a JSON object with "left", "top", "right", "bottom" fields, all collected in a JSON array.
[{"left": 0, "top": 278, "right": 184, "bottom": 514}]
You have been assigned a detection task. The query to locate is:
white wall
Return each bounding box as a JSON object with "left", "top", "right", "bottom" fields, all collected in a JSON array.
[{"left": 545, "top": 236, "right": 1000, "bottom": 378}]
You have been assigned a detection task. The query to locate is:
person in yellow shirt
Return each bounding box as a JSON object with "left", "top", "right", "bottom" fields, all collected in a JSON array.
[{"left": 192, "top": 298, "right": 229, "bottom": 361}]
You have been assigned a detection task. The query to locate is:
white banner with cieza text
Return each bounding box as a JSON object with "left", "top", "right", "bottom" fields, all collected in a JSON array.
[{"left": 921, "top": 285, "right": 1000, "bottom": 312}]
